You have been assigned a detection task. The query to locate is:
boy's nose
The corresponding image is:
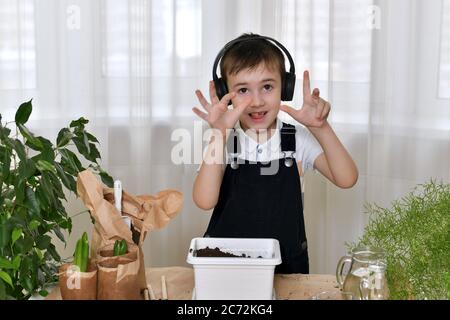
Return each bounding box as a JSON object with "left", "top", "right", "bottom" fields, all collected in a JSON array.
[{"left": 251, "top": 93, "right": 265, "bottom": 108}]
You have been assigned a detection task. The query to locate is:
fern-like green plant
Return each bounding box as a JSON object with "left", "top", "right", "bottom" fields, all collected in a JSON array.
[{"left": 349, "top": 180, "right": 450, "bottom": 300}]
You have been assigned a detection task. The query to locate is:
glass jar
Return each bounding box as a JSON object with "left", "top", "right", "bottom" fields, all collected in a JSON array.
[{"left": 336, "top": 246, "right": 389, "bottom": 300}]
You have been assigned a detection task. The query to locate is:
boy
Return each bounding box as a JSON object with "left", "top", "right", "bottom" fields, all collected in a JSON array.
[{"left": 192, "top": 33, "right": 358, "bottom": 274}]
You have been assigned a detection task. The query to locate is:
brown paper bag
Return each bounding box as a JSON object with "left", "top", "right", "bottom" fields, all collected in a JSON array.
[
  {"left": 97, "top": 243, "right": 140, "bottom": 300},
  {"left": 59, "top": 261, "right": 97, "bottom": 300},
  {"left": 76, "top": 169, "right": 183, "bottom": 299}
]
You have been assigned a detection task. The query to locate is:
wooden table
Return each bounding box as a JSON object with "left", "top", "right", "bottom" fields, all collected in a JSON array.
[{"left": 47, "top": 266, "right": 339, "bottom": 300}]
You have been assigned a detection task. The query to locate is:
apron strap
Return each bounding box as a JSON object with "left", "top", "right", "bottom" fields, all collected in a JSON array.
[
  {"left": 281, "top": 123, "right": 296, "bottom": 167},
  {"left": 227, "top": 128, "right": 241, "bottom": 169}
]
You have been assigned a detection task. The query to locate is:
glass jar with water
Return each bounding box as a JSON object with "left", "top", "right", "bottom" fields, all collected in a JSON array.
[{"left": 336, "top": 246, "right": 389, "bottom": 300}]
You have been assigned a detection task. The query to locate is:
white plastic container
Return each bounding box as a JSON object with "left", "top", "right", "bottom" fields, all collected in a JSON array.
[{"left": 186, "top": 237, "right": 281, "bottom": 300}]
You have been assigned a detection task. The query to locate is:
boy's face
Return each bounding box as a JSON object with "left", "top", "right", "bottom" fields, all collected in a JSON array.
[{"left": 227, "top": 63, "right": 282, "bottom": 132}]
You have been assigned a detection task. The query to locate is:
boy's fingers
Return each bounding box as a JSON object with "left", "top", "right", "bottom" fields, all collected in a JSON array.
[
  {"left": 315, "top": 100, "right": 325, "bottom": 118},
  {"left": 209, "top": 81, "right": 220, "bottom": 104},
  {"left": 233, "top": 96, "right": 252, "bottom": 115},
  {"left": 313, "top": 88, "right": 320, "bottom": 99},
  {"left": 195, "top": 90, "right": 211, "bottom": 112},
  {"left": 303, "top": 70, "right": 311, "bottom": 99},
  {"left": 280, "top": 105, "right": 296, "bottom": 118},
  {"left": 219, "top": 91, "right": 236, "bottom": 106},
  {"left": 192, "top": 107, "right": 208, "bottom": 121},
  {"left": 321, "top": 101, "right": 331, "bottom": 119}
]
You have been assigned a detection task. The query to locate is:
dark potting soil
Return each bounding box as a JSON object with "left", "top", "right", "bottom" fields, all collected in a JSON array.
[{"left": 195, "top": 247, "right": 262, "bottom": 258}]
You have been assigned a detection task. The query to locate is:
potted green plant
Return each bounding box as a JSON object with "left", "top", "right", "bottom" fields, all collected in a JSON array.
[
  {"left": 59, "top": 232, "right": 97, "bottom": 300},
  {"left": 113, "top": 239, "right": 128, "bottom": 256},
  {"left": 0, "top": 100, "right": 113, "bottom": 300},
  {"left": 350, "top": 180, "right": 450, "bottom": 300}
]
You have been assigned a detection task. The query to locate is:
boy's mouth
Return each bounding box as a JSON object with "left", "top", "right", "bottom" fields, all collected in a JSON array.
[{"left": 248, "top": 111, "right": 268, "bottom": 122}]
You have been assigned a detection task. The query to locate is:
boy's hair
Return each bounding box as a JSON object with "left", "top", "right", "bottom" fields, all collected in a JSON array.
[{"left": 220, "top": 33, "right": 286, "bottom": 84}]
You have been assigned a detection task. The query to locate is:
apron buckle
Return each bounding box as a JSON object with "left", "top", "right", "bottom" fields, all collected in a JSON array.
[
  {"left": 230, "top": 157, "right": 239, "bottom": 170},
  {"left": 282, "top": 151, "right": 295, "bottom": 167}
]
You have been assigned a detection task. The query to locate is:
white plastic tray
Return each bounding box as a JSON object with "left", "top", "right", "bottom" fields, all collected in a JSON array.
[
  {"left": 186, "top": 237, "right": 281, "bottom": 300},
  {"left": 192, "top": 287, "right": 277, "bottom": 300},
  {"left": 187, "top": 237, "right": 281, "bottom": 265}
]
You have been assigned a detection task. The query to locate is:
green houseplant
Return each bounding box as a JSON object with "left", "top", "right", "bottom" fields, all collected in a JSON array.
[
  {"left": 113, "top": 239, "right": 128, "bottom": 257},
  {"left": 59, "top": 231, "right": 97, "bottom": 300},
  {"left": 350, "top": 180, "right": 450, "bottom": 300},
  {"left": 73, "top": 232, "right": 90, "bottom": 272},
  {"left": 0, "top": 100, "right": 113, "bottom": 300}
]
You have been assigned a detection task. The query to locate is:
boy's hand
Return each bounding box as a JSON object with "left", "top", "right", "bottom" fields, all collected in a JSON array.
[
  {"left": 192, "top": 81, "right": 251, "bottom": 137},
  {"left": 280, "top": 70, "right": 331, "bottom": 128}
]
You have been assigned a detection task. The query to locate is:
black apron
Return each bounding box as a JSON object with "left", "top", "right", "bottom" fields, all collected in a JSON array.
[{"left": 204, "top": 122, "right": 309, "bottom": 274}]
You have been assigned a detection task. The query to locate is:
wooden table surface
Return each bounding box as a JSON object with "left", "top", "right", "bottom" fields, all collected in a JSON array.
[{"left": 47, "top": 266, "right": 340, "bottom": 300}]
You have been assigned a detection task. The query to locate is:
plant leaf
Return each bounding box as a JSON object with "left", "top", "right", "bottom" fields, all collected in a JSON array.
[
  {"left": 36, "top": 160, "right": 57, "bottom": 174},
  {"left": 87, "top": 143, "right": 101, "bottom": 162},
  {"left": 0, "top": 279, "right": 5, "bottom": 300},
  {"left": 40, "top": 173, "right": 54, "bottom": 205},
  {"left": 38, "top": 289, "right": 48, "bottom": 297},
  {"left": 20, "top": 275, "right": 33, "bottom": 293},
  {"left": 46, "top": 172, "right": 65, "bottom": 201},
  {"left": 0, "top": 223, "right": 12, "bottom": 249},
  {"left": 36, "top": 235, "right": 51, "bottom": 250},
  {"left": 0, "top": 124, "right": 12, "bottom": 139},
  {"left": 29, "top": 220, "right": 41, "bottom": 231},
  {"left": 37, "top": 137, "right": 55, "bottom": 162},
  {"left": 14, "top": 179, "right": 25, "bottom": 205},
  {"left": 0, "top": 271, "right": 13, "bottom": 288},
  {"left": 5, "top": 138, "right": 27, "bottom": 162},
  {"left": 56, "top": 128, "right": 73, "bottom": 148},
  {"left": 85, "top": 132, "right": 99, "bottom": 143},
  {"left": 46, "top": 244, "right": 61, "bottom": 262},
  {"left": 11, "top": 227, "right": 23, "bottom": 246},
  {"left": 69, "top": 117, "right": 89, "bottom": 129},
  {"left": 34, "top": 247, "right": 44, "bottom": 260},
  {"left": 0, "top": 145, "right": 6, "bottom": 160},
  {"left": 18, "top": 158, "right": 36, "bottom": 180},
  {"left": 25, "top": 187, "right": 41, "bottom": 218},
  {"left": 14, "top": 236, "right": 34, "bottom": 253},
  {"left": 59, "top": 150, "right": 78, "bottom": 175},
  {"left": 18, "top": 123, "right": 43, "bottom": 151},
  {"left": 53, "top": 225, "right": 66, "bottom": 243},
  {"left": 54, "top": 162, "right": 76, "bottom": 193},
  {"left": 0, "top": 257, "right": 14, "bottom": 269},
  {"left": 12, "top": 256, "right": 21, "bottom": 270},
  {"left": 59, "top": 217, "right": 72, "bottom": 234},
  {"left": 72, "top": 135, "right": 90, "bottom": 159},
  {"left": 15, "top": 99, "right": 33, "bottom": 124},
  {"left": 59, "top": 149, "right": 84, "bottom": 173},
  {"left": 99, "top": 170, "right": 114, "bottom": 188},
  {"left": 35, "top": 187, "right": 49, "bottom": 211}
]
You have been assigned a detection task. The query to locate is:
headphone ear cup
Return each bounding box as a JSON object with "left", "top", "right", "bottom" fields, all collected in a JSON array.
[
  {"left": 281, "top": 72, "right": 296, "bottom": 101},
  {"left": 214, "top": 78, "right": 229, "bottom": 101}
]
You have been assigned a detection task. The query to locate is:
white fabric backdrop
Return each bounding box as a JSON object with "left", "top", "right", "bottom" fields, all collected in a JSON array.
[{"left": 0, "top": 0, "right": 449, "bottom": 274}]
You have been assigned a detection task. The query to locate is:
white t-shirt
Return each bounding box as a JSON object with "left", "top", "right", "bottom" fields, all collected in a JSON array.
[{"left": 197, "top": 118, "right": 323, "bottom": 175}]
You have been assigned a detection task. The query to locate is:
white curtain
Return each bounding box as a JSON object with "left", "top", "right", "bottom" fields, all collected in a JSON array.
[{"left": 1, "top": 0, "right": 449, "bottom": 274}]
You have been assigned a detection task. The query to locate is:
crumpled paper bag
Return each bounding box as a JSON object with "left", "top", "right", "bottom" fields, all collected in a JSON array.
[
  {"left": 76, "top": 169, "right": 183, "bottom": 299},
  {"left": 96, "top": 243, "right": 140, "bottom": 300}
]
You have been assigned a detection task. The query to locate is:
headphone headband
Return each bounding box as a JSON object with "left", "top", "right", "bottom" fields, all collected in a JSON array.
[{"left": 212, "top": 35, "right": 296, "bottom": 83}]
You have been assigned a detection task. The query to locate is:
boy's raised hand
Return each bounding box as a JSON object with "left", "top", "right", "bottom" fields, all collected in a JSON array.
[
  {"left": 193, "top": 81, "right": 251, "bottom": 137},
  {"left": 280, "top": 70, "right": 331, "bottom": 128}
]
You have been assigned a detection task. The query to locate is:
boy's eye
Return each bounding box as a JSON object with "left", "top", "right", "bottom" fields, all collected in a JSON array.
[
  {"left": 263, "top": 84, "right": 273, "bottom": 91},
  {"left": 238, "top": 88, "right": 248, "bottom": 94}
]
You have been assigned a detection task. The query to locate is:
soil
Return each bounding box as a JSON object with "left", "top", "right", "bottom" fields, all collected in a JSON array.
[{"left": 195, "top": 246, "right": 262, "bottom": 258}]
